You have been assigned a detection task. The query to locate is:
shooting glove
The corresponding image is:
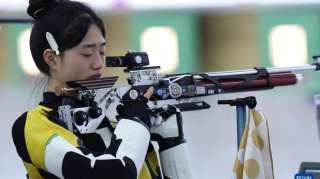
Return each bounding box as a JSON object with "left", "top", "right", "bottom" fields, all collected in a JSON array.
[
  {"left": 150, "top": 104, "right": 185, "bottom": 151},
  {"left": 116, "top": 96, "right": 151, "bottom": 129}
]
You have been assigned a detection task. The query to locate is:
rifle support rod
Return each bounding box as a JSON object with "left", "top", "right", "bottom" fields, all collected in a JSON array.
[{"left": 202, "top": 64, "right": 317, "bottom": 77}]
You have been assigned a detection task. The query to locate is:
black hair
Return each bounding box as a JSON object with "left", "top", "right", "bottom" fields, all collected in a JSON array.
[{"left": 27, "top": 0, "right": 105, "bottom": 77}]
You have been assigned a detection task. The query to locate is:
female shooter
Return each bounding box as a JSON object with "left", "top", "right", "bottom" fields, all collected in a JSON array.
[{"left": 12, "top": 0, "right": 192, "bottom": 178}]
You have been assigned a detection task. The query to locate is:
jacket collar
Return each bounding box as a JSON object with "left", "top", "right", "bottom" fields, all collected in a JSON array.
[{"left": 39, "top": 92, "right": 81, "bottom": 110}]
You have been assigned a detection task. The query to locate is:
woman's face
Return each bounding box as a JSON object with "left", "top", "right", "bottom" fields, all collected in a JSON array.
[{"left": 55, "top": 23, "right": 105, "bottom": 85}]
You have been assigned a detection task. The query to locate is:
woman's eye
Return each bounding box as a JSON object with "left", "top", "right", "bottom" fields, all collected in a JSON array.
[
  {"left": 83, "top": 53, "right": 92, "bottom": 57},
  {"left": 100, "top": 52, "right": 105, "bottom": 56}
]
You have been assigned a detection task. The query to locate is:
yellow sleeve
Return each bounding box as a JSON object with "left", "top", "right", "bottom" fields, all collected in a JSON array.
[{"left": 24, "top": 106, "right": 79, "bottom": 171}]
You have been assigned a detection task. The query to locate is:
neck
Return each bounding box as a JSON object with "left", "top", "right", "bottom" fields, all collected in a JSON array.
[
  {"left": 46, "top": 77, "right": 58, "bottom": 92},
  {"left": 47, "top": 78, "right": 80, "bottom": 98}
]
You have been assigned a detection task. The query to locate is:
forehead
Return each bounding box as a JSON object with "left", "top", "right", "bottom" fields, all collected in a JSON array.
[{"left": 78, "top": 23, "right": 105, "bottom": 46}]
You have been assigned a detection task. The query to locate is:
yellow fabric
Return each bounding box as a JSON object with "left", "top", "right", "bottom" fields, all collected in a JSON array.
[
  {"left": 231, "top": 109, "right": 274, "bottom": 179},
  {"left": 147, "top": 149, "right": 161, "bottom": 176},
  {"left": 23, "top": 105, "right": 158, "bottom": 178},
  {"left": 139, "top": 162, "right": 152, "bottom": 179},
  {"left": 24, "top": 105, "right": 79, "bottom": 172},
  {"left": 111, "top": 117, "right": 160, "bottom": 179},
  {"left": 36, "top": 105, "right": 79, "bottom": 147},
  {"left": 24, "top": 162, "right": 44, "bottom": 179},
  {"left": 108, "top": 117, "right": 118, "bottom": 129},
  {"left": 138, "top": 149, "right": 161, "bottom": 179}
]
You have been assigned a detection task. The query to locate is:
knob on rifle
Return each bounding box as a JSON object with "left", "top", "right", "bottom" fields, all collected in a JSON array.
[
  {"left": 89, "top": 106, "right": 102, "bottom": 118},
  {"left": 54, "top": 86, "right": 78, "bottom": 96},
  {"left": 74, "top": 111, "right": 89, "bottom": 126}
]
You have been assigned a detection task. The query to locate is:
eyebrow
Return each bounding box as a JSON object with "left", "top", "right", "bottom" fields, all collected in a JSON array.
[{"left": 81, "top": 42, "right": 106, "bottom": 48}]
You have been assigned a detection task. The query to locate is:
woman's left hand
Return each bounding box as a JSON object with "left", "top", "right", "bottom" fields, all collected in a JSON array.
[{"left": 116, "top": 87, "right": 154, "bottom": 128}]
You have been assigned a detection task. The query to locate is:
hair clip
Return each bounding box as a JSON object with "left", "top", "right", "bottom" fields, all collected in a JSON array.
[
  {"left": 33, "top": 8, "right": 45, "bottom": 18},
  {"left": 46, "top": 32, "right": 60, "bottom": 55}
]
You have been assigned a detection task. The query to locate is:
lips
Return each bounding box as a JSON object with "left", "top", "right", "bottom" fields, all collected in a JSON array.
[{"left": 90, "top": 73, "right": 101, "bottom": 78}]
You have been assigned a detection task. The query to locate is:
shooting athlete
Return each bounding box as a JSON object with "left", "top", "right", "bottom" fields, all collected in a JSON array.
[{"left": 11, "top": 0, "right": 193, "bottom": 179}]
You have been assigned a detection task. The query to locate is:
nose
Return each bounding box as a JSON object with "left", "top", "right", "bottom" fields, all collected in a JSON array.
[{"left": 92, "top": 52, "right": 104, "bottom": 70}]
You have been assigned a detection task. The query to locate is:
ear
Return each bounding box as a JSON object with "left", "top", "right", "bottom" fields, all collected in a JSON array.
[{"left": 43, "top": 49, "right": 59, "bottom": 70}]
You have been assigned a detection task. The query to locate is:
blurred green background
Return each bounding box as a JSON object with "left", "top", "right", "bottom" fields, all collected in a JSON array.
[{"left": 2, "top": 8, "right": 320, "bottom": 95}]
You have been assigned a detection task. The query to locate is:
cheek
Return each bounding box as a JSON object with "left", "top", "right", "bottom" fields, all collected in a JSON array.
[{"left": 60, "top": 58, "right": 90, "bottom": 81}]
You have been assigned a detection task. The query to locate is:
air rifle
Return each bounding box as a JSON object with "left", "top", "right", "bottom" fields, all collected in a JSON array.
[{"left": 56, "top": 50, "right": 320, "bottom": 134}]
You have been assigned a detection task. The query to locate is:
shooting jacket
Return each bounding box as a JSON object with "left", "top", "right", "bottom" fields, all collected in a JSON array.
[{"left": 12, "top": 92, "right": 162, "bottom": 179}]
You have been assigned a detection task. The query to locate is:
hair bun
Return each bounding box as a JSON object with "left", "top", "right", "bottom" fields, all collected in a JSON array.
[{"left": 27, "top": 0, "right": 61, "bottom": 19}]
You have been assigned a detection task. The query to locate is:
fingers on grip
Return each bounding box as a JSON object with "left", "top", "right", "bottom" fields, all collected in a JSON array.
[
  {"left": 155, "top": 115, "right": 162, "bottom": 125},
  {"left": 150, "top": 115, "right": 162, "bottom": 126},
  {"left": 143, "top": 86, "right": 154, "bottom": 99},
  {"left": 150, "top": 116, "right": 156, "bottom": 126}
]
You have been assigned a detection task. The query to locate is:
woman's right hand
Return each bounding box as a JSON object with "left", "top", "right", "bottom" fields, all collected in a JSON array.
[{"left": 116, "top": 87, "right": 154, "bottom": 129}]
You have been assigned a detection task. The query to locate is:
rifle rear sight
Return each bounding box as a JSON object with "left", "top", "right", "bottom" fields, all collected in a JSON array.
[
  {"left": 106, "top": 50, "right": 150, "bottom": 69},
  {"left": 106, "top": 50, "right": 161, "bottom": 86}
]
